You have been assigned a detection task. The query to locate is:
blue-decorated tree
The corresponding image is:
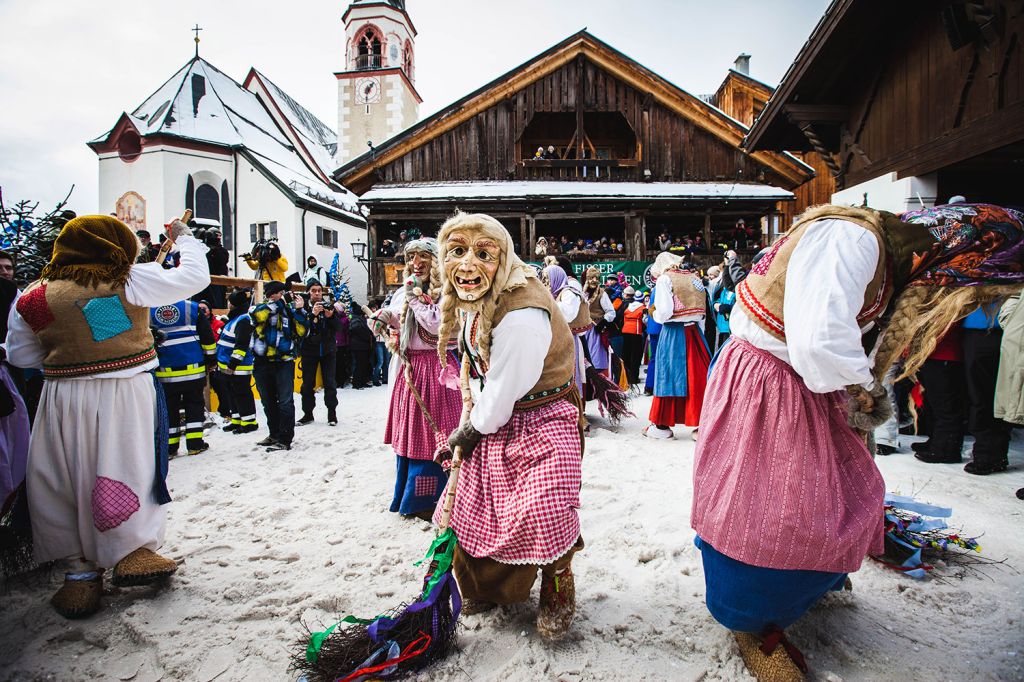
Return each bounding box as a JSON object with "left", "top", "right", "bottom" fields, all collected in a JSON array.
[{"left": 0, "top": 185, "right": 77, "bottom": 287}]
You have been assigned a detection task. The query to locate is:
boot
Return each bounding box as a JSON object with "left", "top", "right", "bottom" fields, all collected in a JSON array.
[
  {"left": 187, "top": 441, "right": 210, "bottom": 456},
  {"left": 327, "top": 410, "right": 338, "bottom": 426},
  {"left": 536, "top": 567, "right": 575, "bottom": 640},
  {"left": 461, "top": 599, "right": 497, "bottom": 616},
  {"left": 51, "top": 570, "right": 104, "bottom": 619},
  {"left": 297, "top": 414, "right": 314, "bottom": 426},
  {"left": 234, "top": 424, "right": 259, "bottom": 435},
  {"left": 733, "top": 629, "right": 807, "bottom": 682},
  {"left": 256, "top": 435, "right": 277, "bottom": 447},
  {"left": 112, "top": 548, "right": 178, "bottom": 587}
]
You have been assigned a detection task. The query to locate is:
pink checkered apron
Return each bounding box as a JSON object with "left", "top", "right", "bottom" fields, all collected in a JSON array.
[
  {"left": 437, "top": 398, "right": 582, "bottom": 565},
  {"left": 384, "top": 349, "right": 462, "bottom": 460},
  {"left": 691, "top": 338, "right": 885, "bottom": 574}
]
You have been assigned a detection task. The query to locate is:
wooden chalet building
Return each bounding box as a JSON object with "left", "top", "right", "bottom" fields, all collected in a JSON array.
[
  {"left": 745, "top": 0, "right": 1024, "bottom": 212},
  {"left": 333, "top": 31, "right": 816, "bottom": 298}
]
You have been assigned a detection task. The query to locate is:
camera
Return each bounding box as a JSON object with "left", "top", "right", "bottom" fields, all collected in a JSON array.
[{"left": 242, "top": 238, "right": 281, "bottom": 266}]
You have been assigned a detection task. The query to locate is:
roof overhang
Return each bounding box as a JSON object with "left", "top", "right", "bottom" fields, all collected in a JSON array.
[
  {"left": 341, "top": 1, "right": 417, "bottom": 36},
  {"left": 335, "top": 31, "right": 814, "bottom": 190},
  {"left": 359, "top": 181, "right": 794, "bottom": 205}
]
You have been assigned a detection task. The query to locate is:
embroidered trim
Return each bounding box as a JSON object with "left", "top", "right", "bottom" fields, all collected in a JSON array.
[
  {"left": 570, "top": 322, "right": 595, "bottom": 335},
  {"left": 44, "top": 347, "right": 157, "bottom": 377},
  {"left": 417, "top": 324, "right": 457, "bottom": 349},
  {"left": 737, "top": 281, "right": 786, "bottom": 340},
  {"left": 514, "top": 379, "right": 573, "bottom": 411}
]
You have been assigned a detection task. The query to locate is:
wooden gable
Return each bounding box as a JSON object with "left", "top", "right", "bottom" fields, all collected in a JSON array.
[
  {"left": 336, "top": 32, "right": 813, "bottom": 194},
  {"left": 712, "top": 70, "right": 773, "bottom": 128}
]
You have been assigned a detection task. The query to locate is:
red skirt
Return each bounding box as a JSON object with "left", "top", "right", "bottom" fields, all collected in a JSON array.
[
  {"left": 648, "top": 325, "right": 710, "bottom": 427},
  {"left": 384, "top": 350, "right": 462, "bottom": 461}
]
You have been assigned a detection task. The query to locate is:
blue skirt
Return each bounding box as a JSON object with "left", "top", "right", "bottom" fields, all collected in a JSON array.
[
  {"left": 654, "top": 323, "right": 708, "bottom": 397},
  {"left": 390, "top": 455, "right": 447, "bottom": 516},
  {"left": 696, "top": 536, "right": 846, "bottom": 633},
  {"left": 644, "top": 333, "right": 659, "bottom": 391}
]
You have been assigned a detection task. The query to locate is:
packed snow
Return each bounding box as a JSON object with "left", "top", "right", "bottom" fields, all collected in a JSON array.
[{"left": 2, "top": 384, "right": 1022, "bottom": 681}]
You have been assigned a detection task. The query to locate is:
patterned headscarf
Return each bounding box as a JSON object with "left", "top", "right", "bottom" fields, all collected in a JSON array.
[
  {"left": 900, "top": 203, "right": 1024, "bottom": 287},
  {"left": 403, "top": 237, "right": 438, "bottom": 258},
  {"left": 543, "top": 264, "right": 570, "bottom": 297}
]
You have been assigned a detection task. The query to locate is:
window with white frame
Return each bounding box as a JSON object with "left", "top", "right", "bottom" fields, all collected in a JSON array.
[{"left": 316, "top": 226, "right": 339, "bottom": 248}]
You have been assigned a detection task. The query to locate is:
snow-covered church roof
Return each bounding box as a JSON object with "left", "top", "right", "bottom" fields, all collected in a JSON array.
[{"left": 89, "top": 56, "right": 363, "bottom": 223}]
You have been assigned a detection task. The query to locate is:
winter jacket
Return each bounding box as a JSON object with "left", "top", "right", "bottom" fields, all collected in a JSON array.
[
  {"left": 348, "top": 315, "right": 375, "bottom": 352},
  {"left": 995, "top": 294, "right": 1023, "bottom": 425},
  {"left": 251, "top": 299, "right": 308, "bottom": 361},
  {"left": 334, "top": 305, "right": 351, "bottom": 347},
  {"left": 301, "top": 301, "right": 341, "bottom": 357},
  {"left": 244, "top": 255, "right": 289, "bottom": 282}
]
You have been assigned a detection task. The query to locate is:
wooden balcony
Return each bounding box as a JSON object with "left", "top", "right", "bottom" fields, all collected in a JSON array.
[{"left": 520, "top": 158, "right": 639, "bottom": 181}]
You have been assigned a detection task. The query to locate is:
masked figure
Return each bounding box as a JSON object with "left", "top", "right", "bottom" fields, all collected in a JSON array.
[
  {"left": 691, "top": 203, "right": 1024, "bottom": 680},
  {"left": 7, "top": 215, "right": 210, "bottom": 618},
  {"left": 434, "top": 212, "right": 584, "bottom": 640},
  {"left": 375, "top": 238, "right": 462, "bottom": 519}
]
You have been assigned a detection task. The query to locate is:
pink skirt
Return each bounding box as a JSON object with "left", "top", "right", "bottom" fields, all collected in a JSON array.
[
  {"left": 437, "top": 398, "right": 582, "bottom": 565},
  {"left": 384, "top": 350, "right": 462, "bottom": 461},
  {"left": 691, "top": 339, "right": 884, "bottom": 574}
]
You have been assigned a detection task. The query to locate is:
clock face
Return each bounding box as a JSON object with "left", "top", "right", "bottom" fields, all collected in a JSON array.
[{"left": 355, "top": 76, "right": 381, "bottom": 104}]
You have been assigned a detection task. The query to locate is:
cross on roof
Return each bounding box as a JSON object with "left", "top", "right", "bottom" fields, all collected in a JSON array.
[{"left": 192, "top": 24, "right": 203, "bottom": 57}]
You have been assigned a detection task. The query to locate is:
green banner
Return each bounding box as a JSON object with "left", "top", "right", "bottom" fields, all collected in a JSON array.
[{"left": 528, "top": 260, "right": 655, "bottom": 290}]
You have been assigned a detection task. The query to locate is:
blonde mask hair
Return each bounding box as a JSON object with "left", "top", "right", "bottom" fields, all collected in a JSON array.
[{"left": 436, "top": 211, "right": 535, "bottom": 366}]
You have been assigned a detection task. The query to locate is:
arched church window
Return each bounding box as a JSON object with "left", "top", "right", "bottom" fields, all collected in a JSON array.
[
  {"left": 195, "top": 183, "right": 220, "bottom": 223},
  {"left": 355, "top": 27, "right": 382, "bottom": 70},
  {"left": 403, "top": 40, "right": 414, "bottom": 81}
]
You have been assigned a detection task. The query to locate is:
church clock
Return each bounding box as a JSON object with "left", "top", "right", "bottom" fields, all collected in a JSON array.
[{"left": 355, "top": 76, "right": 381, "bottom": 104}]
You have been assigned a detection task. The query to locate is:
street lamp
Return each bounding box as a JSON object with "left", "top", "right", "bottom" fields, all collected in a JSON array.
[{"left": 351, "top": 241, "right": 369, "bottom": 272}]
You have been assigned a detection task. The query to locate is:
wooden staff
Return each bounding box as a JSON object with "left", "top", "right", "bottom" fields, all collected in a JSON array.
[
  {"left": 437, "top": 353, "right": 473, "bottom": 533},
  {"left": 154, "top": 209, "right": 192, "bottom": 264}
]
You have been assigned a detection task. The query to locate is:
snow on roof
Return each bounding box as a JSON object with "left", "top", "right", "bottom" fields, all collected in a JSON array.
[
  {"left": 93, "top": 57, "right": 362, "bottom": 222},
  {"left": 359, "top": 181, "right": 794, "bottom": 203},
  {"left": 249, "top": 69, "right": 340, "bottom": 178}
]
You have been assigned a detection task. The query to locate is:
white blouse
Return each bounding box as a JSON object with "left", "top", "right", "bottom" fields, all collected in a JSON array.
[{"left": 730, "top": 218, "right": 880, "bottom": 393}]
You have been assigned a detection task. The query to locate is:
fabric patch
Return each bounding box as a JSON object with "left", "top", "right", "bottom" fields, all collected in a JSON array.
[
  {"left": 414, "top": 475, "right": 438, "bottom": 498},
  {"left": 92, "top": 476, "right": 140, "bottom": 531},
  {"left": 16, "top": 284, "right": 55, "bottom": 333},
  {"left": 80, "top": 295, "right": 132, "bottom": 342},
  {"left": 153, "top": 304, "right": 181, "bottom": 326}
]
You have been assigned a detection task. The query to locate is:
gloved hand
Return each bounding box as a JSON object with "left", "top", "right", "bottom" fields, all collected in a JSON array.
[
  {"left": 846, "top": 383, "right": 892, "bottom": 432},
  {"left": 448, "top": 421, "right": 483, "bottom": 460},
  {"left": 404, "top": 274, "right": 422, "bottom": 301},
  {"left": 167, "top": 219, "right": 193, "bottom": 240}
]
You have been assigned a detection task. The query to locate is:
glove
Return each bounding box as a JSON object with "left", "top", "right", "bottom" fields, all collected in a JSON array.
[
  {"left": 846, "top": 383, "right": 892, "bottom": 432},
  {"left": 448, "top": 421, "right": 483, "bottom": 461},
  {"left": 167, "top": 219, "right": 193, "bottom": 240}
]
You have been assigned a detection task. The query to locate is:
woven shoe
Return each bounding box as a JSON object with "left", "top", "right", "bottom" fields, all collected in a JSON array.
[
  {"left": 536, "top": 568, "right": 576, "bottom": 640},
  {"left": 112, "top": 548, "right": 178, "bottom": 587},
  {"left": 461, "top": 599, "right": 497, "bottom": 616},
  {"left": 733, "top": 630, "right": 807, "bottom": 682},
  {"left": 51, "top": 571, "right": 104, "bottom": 619}
]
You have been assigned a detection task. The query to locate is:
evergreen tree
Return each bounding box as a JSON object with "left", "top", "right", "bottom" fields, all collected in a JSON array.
[{"left": 0, "top": 186, "right": 76, "bottom": 286}]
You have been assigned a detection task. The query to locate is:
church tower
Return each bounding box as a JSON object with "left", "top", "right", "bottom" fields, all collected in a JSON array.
[{"left": 336, "top": 0, "right": 421, "bottom": 163}]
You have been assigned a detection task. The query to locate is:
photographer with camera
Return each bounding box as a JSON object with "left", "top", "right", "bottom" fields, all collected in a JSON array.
[
  {"left": 251, "top": 282, "right": 308, "bottom": 451},
  {"left": 200, "top": 228, "right": 229, "bottom": 309},
  {"left": 243, "top": 239, "right": 289, "bottom": 282},
  {"left": 297, "top": 281, "right": 340, "bottom": 426}
]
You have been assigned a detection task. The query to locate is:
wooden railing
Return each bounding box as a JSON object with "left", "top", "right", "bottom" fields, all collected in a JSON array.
[{"left": 520, "top": 158, "right": 639, "bottom": 181}]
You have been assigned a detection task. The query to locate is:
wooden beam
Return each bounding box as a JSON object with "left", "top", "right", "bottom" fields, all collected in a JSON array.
[{"left": 783, "top": 104, "right": 850, "bottom": 123}]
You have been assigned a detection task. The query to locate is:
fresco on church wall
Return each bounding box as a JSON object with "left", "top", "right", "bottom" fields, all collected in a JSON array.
[{"left": 115, "top": 191, "right": 146, "bottom": 232}]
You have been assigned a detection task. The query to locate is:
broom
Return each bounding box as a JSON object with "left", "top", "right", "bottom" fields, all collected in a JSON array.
[{"left": 294, "top": 353, "right": 473, "bottom": 682}]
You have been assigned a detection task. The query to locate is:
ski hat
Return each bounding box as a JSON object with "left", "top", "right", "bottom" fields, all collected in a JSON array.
[
  {"left": 263, "top": 281, "right": 288, "bottom": 297},
  {"left": 228, "top": 290, "right": 251, "bottom": 309},
  {"left": 633, "top": 290, "right": 644, "bottom": 301}
]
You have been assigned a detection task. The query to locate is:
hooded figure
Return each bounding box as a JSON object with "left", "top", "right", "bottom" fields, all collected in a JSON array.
[
  {"left": 435, "top": 212, "right": 583, "bottom": 640},
  {"left": 691, "top": 203, "right": 1024, "bottom": 680},
  {"left": 373, "top": 237, "right": 462, "bottom": 518},
  {"left": 7, "top": 215, "right": 210, "bottom": 619}
]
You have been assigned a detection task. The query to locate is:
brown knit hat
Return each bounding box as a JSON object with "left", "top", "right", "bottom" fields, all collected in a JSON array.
[{"left": 41, "top": 215, "right": 140, "bottom": 288}]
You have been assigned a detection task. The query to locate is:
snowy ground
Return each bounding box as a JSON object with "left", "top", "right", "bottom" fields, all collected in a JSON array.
[{"left": 2, "top": 383, "right": 1023, "bottom": 682}]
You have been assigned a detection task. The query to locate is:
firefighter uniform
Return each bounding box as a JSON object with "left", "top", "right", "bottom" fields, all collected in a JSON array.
[
  {"left": 151, "top": 300, "right": 216, "bottom": 455},
  {"left": 216, "top": 313, "right": 258, "bottom": 434}
]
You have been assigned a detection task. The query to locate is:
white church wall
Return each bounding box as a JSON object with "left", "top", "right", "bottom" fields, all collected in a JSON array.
[
  {"left": 299, "top": 208, "right": 369, "bottom": 305},
  {"left": 234, "top": 154, "right": 299, "bottom": 279},
  {"left": 97, "top": 151, "right": 166, "bottom": 230}
]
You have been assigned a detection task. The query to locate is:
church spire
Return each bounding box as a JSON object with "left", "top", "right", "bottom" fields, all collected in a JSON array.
[{"left": 192, "top": 24, "right": 203, "bottom": 58}]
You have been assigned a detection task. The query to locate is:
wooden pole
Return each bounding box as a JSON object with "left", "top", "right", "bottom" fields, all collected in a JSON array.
[{"left": 438, "top": 353, "right": 473, "bottom": 533}]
